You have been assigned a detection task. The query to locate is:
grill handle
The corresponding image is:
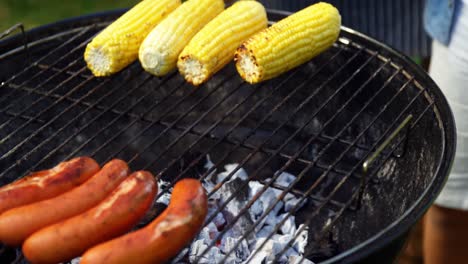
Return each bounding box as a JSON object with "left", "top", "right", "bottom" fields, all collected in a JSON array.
[
  {"left": 355, "top": 114, "right": 413, "bottom": 210},
  {"left": 0, "top": 23, "right": 30, "bottom": 65}
]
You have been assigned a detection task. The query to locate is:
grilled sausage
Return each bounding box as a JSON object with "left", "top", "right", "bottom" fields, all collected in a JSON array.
[
  {"left": 0, "top": 157, "right": 99, "bottom": 215},
  {"left": 23, "top": 171, "right": 157, "bottom": 264},
  {"left": 0, "top": 159, "right": 129, "bottom": 246},
  {"left": 80, "top": 178, "right": 207, "bottom": 264}
]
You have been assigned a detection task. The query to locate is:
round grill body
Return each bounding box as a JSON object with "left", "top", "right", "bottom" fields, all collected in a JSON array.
[{"left": 0, "top": 9, "right": 455, "bottom": 264}]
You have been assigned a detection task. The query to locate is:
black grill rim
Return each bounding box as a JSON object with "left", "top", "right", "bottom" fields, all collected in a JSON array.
[{"left": 0, "top": 8, "right": 456, "bottom": 264}]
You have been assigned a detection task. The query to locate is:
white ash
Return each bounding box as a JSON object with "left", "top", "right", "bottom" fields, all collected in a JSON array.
[
  {"left": 293, "top": 225, "right": 309, "bottom": 255},
  {"left": 203, "top": 154, "right": 217, "bottom": 182},
  {"left": 156, "top": 179, "right": 172, "bottom": 206},
  {"left": 208, "top": 200, "right": 226, "bottom": 229},
  {"left": 289, "top": 255, "right": 316, "bottom": 264},
  {"left": 173, "top": 248, "right": 190, "bottom": 264},
  {"left": 170, "top": 157, "right": 311, "bottom": 263},
  {"left": 216, "top": 163, "right": 248, "bottom": 182}
]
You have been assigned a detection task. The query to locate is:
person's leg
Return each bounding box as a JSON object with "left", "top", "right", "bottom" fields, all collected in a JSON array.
[
  {"left": 398, "top": 219, "right": 424, "bottom": 264},
  {"left": 423, "top": 205, "right": 468, "bottom": 263},
  {"left": 422, "top": 4, "right": 468, "bottom": 260}
]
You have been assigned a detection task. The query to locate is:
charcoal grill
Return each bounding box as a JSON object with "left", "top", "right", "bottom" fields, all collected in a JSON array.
[{"left": 0, "top": 8, "right": 456, "bottom": 264}]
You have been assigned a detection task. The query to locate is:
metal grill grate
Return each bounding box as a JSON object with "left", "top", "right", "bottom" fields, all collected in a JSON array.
[{"left": 0, "top": 10, "right": 451, "bottom": 264}]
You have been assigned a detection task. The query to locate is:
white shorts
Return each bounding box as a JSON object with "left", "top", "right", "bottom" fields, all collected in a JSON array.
[{"left": 429, "top": 1, "right": 468, "bottom": 210}]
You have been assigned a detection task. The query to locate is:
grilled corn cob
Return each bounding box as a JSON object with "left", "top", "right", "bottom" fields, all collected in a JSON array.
[
  {"left": 139, "top": 0, "right": 225, "bottom": 76},
  {"left": 235, "top": 2, "right": 341, "bottom": 84},
  {"left": 84, "top": 0, "right": 181, "bottom": 77},
  {"left": 177, "top": 1, "right": 267, "bottom": 86}
]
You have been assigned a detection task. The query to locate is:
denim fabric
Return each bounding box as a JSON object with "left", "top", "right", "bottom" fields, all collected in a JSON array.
[{"left": 424, "top": 0, "right": 457, "bottom": 45}]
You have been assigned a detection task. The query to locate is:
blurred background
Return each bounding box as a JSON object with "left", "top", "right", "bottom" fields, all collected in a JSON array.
[
  {"left": 0, "top": 0, "right": 136, "bottom": 32},
  {"left": 0, "top": 0, "right": 430, "bottom": 64}
]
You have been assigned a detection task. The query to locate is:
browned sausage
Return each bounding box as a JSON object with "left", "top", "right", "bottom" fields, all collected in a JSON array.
[
  {"left": 80, "top": 178, "right": 207, "bottom": 264},
  {"left": 0, "top": 159, "right": 129, "bottom": 246},
  {"left": 22, "top": 171, "right": 157, "bottom": 264},
  {"left": 0, "top": 157, "right": 99, "bottom": 214}
]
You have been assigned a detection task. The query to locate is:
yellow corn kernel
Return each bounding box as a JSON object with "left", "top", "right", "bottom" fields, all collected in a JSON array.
[
  {"left": 139, "top": 0, "right": 225, "bottom": 76},
  {"left": 177, "top": 1, "right": 267, "bottom": 86},
  {"left": 84, "top": 0, "right": 181, "bottom": 77},
  {"left": 235, "top": 2, "right": 341, "bottom": 84}
]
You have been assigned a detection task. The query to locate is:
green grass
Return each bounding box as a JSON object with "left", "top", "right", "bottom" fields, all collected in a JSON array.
[{"left": 0, "top": 0, "right": 138, "bottom": 32}]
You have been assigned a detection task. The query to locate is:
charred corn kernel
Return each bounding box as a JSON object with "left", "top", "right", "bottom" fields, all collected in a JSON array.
[
  {"left": 177, "top": 1, "right": 267, "bottom": 86},
  {"left": 84, "top": 0, "right": 181, "bottom": 77},
  {"left": 235, "top": 2, "right": 341, "bottom": 84},
  {"left": 139, "top": 0, "right": 225, "bottom": 76}
]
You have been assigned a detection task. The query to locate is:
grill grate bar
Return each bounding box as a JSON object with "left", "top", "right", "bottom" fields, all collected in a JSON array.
[
  {"left": 210, "top": 57, "right": 395, "bottom": 263},
  {"left": 79, "top": 75, "right": 195, "bottom": 160},
  {"left": 300, "top": 119, "right": 423, "bottom": 264},
  {"left": 128, "top": 73, "right": 244, "bottom": 165},
  {"left": 0, "top": 66, "right": 94, "bottom": 159},
  {"left": 139, "top": 50, "right": 346, "bottom": 183},
  {"left": 258, "top": 180, "right": 347, "bottom": 208},
  {"left": 2, "top": 111, "right": 45, "bottom": 123},
  {"left": 22, "top": 69, "right": 152, "bottom": 174},
  {"left": 283, "top": 105, "right": 435, "bottom": 264},
  {"left": 36, "top": 63, "right": 92, "bottom": 79},
  {"left": 193, "top": 50, "right": 376, "bottom": 262},
  {"left": 0, "top": 50, "right": 92, "bottom": 132},
  {"left": 228, "top": 80, "right": 413, "bottom": 262},
  {"left": 5, "top": 78, "right": 375, "bottom": 177},
  {"left": 206, "top": 49, "right": 371, "bottom": 197},
  {"left": 149, "top": 48, "right": 353, "bottom": 202},
  {"left": 136, "top": 71, "right": 316, "bottom": 170},
  {"left": 0, "top": 27, "right": 94, "bottom": 111},
  {"left": 100, "top": 73, "right": 237, "bottom": 164},
  {"left": 221, "top": 64, "right": 406, "bottom": 263},
  {"left": 61, "top": 73, "right": 179, "bottom": 162},
  {"left": 5, "top": 69, "right": 377, "bottom": 168},
  {"left": 263, "top": 80, "right": 426, "bottom": 264},
  {"left": 0, "top": 68, "right": 106, "bottom": 177}
]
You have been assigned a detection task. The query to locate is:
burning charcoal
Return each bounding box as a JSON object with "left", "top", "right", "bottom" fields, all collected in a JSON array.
[
  {"left": 224, "top": 254, "right": 240, "bottom": 264},
  {"left": 274, "top": 171, "right": 297, "bottom": 187},
  {"left": 187, "top": 161, "right": 309, "bottom": 263},
  {"left": 248, "top": 181, "right": 283, "bottom": 220},
  {"left": 194, "top": 222, "right": 218, "bottom": 250},
  {"left": 156, "top": 192, "right": 172, "bottom": 206},
  {"left": 280, "top": 214, "right": 297, "bottom": 235},
  {"left": 190, "top": 244, "right": 225, "bottom": 264},
  {"left": 171, "top": 248, "right": 189, "bottom": 263},
  {"left": 156, "top": 180, "right": 172, "bottom": 205},
  {"left": 248, "top": 182, "right": 264, "bottom": 220},
  {"left": 276, "top": 247, "right": 299, "bottom": 263},
  {"left": 189, "top": 240, "right": 209, "bottom": 263},
  {"left": 204, "top": 154, "right": 217, "bottom": 181},
  {"left": 218, "top": 178, "right": 254, "bottom": 241},
  {"left": 244, "top": 248, "right": 269, "bottom": 264},
  {"left": 207, "top": 202, "right": 226, "bottom": 229},
  {"left": 263, "top": 204, "right": 285, "bottom": 227},
  {"left": 257, "top": 225, "right": 275, "bottom": 238},
  {"left": 220, "top": 236, "right": 250, "bottom": 262},
  {"left": 158, "top": 179, "right": 171, "bottom": 190},
  {"left": 292, "top": 224, "right": 309, "bottom": 255},
  {"left": 203, "top": 180, "right": 217, "bottom": 196},
  {"left": 246, "top": 237, "right": 285, "bottom": 263},
  {"left": 284, "top": 192, "right": 307, "bottom": 212},
  {"left": 289, "top": 255, "right": 316, "bottom": 264},
  {"left": 217, "top": 164, "right": 248, "bottom": 182}
]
